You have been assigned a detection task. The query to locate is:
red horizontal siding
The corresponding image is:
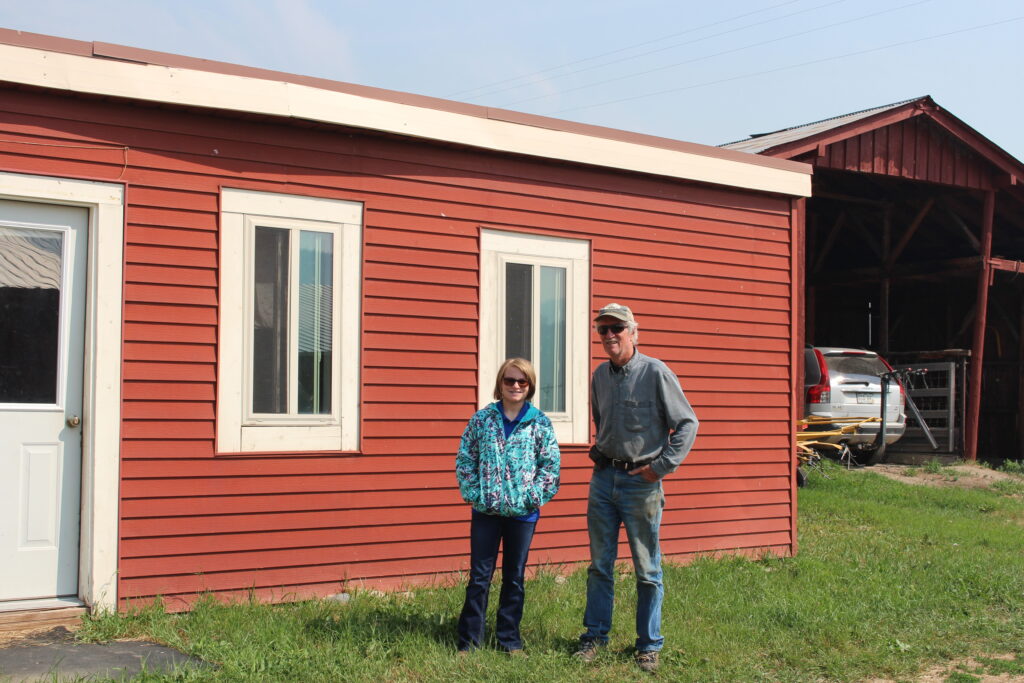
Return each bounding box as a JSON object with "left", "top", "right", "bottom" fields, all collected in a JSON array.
[
  {"left": 0, "top": 85, "right": 797, "bottom": 609},
  {"left": 820, "top": 116, "right": 997, "bottom": 189},
  {"left": 120, "top": 502, "right": 793, "bottom": 539}
]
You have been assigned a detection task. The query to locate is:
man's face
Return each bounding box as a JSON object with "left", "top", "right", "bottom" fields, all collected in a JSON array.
[{"left": 595, "top": 315, "right": 634, "bottom": 366}]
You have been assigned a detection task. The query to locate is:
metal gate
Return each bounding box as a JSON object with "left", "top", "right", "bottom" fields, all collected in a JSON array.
[{"left": 890, "top": 360, "right": 966, "bottom": 457}]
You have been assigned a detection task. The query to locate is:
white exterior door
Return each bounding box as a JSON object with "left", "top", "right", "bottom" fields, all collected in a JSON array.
[{"left": 0, "top": 198, "right": 87, "bottom": 604}]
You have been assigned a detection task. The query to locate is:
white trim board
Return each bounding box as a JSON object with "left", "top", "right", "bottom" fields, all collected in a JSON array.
[
  {"left": 0, "top": 43, "right": 811, "bottom": 198},
  {"left": 0, "top": 171, "right": 125, "bottom": 612}
]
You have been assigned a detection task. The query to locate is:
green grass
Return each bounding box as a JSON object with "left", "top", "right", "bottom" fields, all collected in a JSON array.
[{"left": 78, "top": 466, "right": 1024, "bottom": 682}]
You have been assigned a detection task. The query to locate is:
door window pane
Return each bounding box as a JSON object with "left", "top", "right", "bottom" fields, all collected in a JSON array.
[
  {"left": 252, "top": 226, "right": 289, "bottom": 414},
  {"left": 539, "top": 266, "right": 566, "bottom": 413},
  {"left": 505, "top": 263, "right": 532, "bottom": 361},
  {"left": 0, "top": 228, "right": 63, "bottom": 404},
  {"left": 298, "top": 231, "right": 333, "bottom": 414}
]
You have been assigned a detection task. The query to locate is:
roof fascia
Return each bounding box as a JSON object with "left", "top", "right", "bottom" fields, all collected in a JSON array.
[
  {"left": 924, "top": 107, "right": 1024, "bottom": 185},
  {"left": 0, "top": 36, "right": 812, "bottom": 197}
]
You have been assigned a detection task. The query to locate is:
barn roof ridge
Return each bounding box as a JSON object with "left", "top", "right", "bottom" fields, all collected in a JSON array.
[{"left": 721, "top": 96, "right": 928, "bottom": 149}]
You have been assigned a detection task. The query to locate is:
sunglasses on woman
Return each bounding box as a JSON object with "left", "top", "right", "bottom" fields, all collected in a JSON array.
[
  {"left": 596, "top": 323, "right": 627, "bottom": 335},
  {"left": 502, "top": 377, "right": 530, "bottom": 387}
]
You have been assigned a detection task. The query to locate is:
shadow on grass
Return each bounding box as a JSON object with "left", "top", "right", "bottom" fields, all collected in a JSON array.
[
  {"left": 303, "top": 605, "right": 459, "bottom": 651},
  {"left": 301, "top": 592, "right": 587, "bottom": 657}
]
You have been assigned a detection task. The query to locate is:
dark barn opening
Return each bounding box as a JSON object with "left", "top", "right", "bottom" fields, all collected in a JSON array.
[{"left": 725, "top": 97, "right": 1024, "bottom": 463}]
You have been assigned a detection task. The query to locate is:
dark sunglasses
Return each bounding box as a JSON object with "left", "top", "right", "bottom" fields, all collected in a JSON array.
[
  {"left": 596, "top": 323, "right": 627, "bottom": 335},
  {"left": 502, "top": 377, "right": 530, "bottom": 388}
]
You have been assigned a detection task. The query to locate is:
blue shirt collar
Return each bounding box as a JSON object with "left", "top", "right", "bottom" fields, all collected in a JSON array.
[{"left": 500, "top": 401, "right": 530, "bottom": 425}]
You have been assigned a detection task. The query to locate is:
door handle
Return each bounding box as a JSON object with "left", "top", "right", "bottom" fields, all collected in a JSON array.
[{"left": 67, "top": 415, "right": 81, "bottom": 428}]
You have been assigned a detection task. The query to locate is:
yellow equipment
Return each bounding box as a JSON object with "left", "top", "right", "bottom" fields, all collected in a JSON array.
[{"left": 795, "top": 416, "right": 881, "bottom": 485}]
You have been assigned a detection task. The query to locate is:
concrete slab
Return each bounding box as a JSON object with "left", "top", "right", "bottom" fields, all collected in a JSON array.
[{"left": 0, "top": 627, "right": 208, "bottom": 682}]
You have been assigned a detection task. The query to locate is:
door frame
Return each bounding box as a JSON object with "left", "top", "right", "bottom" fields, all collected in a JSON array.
[{"left": 0, "top": 171, "right": 124, "bottom": 612}]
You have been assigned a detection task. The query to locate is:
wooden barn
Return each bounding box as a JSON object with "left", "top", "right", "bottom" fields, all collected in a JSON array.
[
  {"left": 0, "top": 29, "right": 811, "bottom": 616},
  {"left": 724, "top": 97, "right": 1024, "bottom": 463}
]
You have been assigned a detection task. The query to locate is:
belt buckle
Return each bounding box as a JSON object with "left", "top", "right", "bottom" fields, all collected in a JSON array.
[{"left": 610, "top": 458, "right": 630, "bottom": 471}]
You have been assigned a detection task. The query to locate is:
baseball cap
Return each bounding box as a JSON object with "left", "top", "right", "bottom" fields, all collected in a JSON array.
[{"left": 594, "top": 303, "right": 634, "bottom": 323}]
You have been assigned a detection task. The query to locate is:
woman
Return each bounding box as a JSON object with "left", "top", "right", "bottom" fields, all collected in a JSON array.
[{"left": 454, "top": 358, "right": 560, "bottom": 654}]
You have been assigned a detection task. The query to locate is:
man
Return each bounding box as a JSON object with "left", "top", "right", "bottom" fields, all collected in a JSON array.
[{"left": 575, "top": 302, "right": 699, "bottom": 673}]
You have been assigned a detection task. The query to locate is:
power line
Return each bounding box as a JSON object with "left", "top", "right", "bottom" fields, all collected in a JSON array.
[
  {"left": 471, "top": 0, "right": 854, "bottom": 103},
  {"left": 445, "top": 0, "right": 805, "bottom": 99},
  {"left": 553, "top": 15, "right": 1024, "bottom": 115},
  {"left": 502, "top": 0, "right": 932, "bottom": 108}
]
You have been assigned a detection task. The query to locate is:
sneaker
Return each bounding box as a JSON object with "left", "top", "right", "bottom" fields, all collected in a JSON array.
[
  {"left": 573, "top": 639, "right": 602, "bottom": 662},
  {"left": 635, "top": 650, "right": 660, "bottom": 672},
  {"left": 507, "top": 648, "right": 527, "bottom": 658}
]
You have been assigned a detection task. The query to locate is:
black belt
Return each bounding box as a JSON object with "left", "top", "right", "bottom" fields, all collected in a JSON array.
[
  {"left": 590, "top": 445, "right": 655, "bottom": 472},
  {"left": 603, "top": 456, "right": 653, "bottom": 471}
]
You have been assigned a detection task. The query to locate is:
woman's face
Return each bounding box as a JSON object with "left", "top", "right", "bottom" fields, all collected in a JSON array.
[{"left": 501, "top": 366, "right": 530, "bottom": 405}]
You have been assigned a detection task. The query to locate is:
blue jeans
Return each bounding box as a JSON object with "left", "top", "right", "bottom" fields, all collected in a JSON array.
[
  {"left": 581, "top": 466, "right": 666, "bottom": 652},
  {"left": 456, "top": 510, "right": 537, "bottom": 651}
]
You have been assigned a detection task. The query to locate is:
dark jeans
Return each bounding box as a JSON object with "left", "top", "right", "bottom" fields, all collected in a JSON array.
[
  {"left": 456, "top": 510, "right": 537, "bottom": 651},
  {"left": 582, "top": 465, "right": 665, "bottom": 652}
]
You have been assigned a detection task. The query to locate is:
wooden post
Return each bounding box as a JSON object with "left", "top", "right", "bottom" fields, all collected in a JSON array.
[
  {"left": 1019, "top": 296, "right": 1024, "bottom": 461},
  {"left": 806, "top": 210, "right": 816, "bottom": 346},
  {"left": 880, "top": 207, "right": 892, "bottom": 354},
  {"left": 806, "top": 287, "right": 815, "bottom": 346},
  {"left": 880, "top": 279, "right": 890, "bottom": 354},
  {"left": 965, "top": 191, "right": 996, "bottom": 462}
]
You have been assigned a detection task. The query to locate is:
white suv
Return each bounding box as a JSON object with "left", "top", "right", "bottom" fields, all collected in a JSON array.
[{"left": 804, "top": 346, "right": 905, "bottom": 461}]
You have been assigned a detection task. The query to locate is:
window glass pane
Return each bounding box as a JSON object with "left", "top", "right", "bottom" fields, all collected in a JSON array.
[
  {"left": 252, "top": 226, "right": 289, "bottom": 413},
  {"left": 539, "top": 266, "right": 566, "bottom": 413},
  {"left": 826, "top": 354, "right": 887, "bottom": 377},
  {"left": 298, "top": 231, "right": 333, "bottom": 415},
  {"left": 505, "top": 263, "right": 532, "bottom": 361},
  {"left": 0, "top": 227, "right": 62, "bottom": 403}
]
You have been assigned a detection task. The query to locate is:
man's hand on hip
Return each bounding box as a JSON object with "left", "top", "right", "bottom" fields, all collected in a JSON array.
[{"left": 629, "top": 464, "right": 661, "bottom": 482}]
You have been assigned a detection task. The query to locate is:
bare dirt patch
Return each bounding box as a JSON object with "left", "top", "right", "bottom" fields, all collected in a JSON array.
[
  {"left": 868, "top": 654, "right": 1024, "bottom": 682},
  {"left": 0, "top": 624, "right": 76, "bottom": 647},
  {"left": 861, "top": 462, "right": 1022, "bottom": 491}
]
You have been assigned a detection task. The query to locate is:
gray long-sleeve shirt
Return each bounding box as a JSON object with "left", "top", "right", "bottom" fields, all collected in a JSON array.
[{"left": 591, "top": 350, "right": 699, "bottom": 477}]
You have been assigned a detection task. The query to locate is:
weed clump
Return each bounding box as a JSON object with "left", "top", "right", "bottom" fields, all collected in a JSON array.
[{"left": 999, "top": 459, "right": 1023, "bottom": 476}]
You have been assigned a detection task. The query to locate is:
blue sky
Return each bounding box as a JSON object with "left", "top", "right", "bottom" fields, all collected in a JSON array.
[{"left": 1, "top": 0, "right": 1022, "bottom": 159}]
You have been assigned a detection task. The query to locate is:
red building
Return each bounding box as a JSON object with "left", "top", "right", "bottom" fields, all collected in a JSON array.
[{"left": 0, "top": 29, "right": 810, "bottom": 615}]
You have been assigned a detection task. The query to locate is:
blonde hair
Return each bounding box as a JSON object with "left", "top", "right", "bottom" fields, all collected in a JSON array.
[{"left": 492, "top": 358, "right": 537, "bottom": 401}]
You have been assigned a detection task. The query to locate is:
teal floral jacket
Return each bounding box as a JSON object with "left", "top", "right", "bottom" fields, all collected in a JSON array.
[{"left": 455, "top": 402, "right": 560, "bottom": 517}]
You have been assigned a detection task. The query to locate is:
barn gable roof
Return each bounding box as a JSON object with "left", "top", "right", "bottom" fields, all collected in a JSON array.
[
  {"left": 722, "top": 95, "right": 1023, "bottom": 187},
  {"left": 721, "top": 98, "right": 922, "bottom": 154}
]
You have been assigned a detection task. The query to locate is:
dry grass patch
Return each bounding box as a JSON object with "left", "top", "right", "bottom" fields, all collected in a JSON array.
[{"left": 864, "top": 463, "right": 1022, "bottom": 492}]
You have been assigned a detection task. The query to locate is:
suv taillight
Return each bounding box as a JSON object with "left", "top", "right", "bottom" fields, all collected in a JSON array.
[{"left": 807, "top": 349, "right": 830, "bottom": 404}]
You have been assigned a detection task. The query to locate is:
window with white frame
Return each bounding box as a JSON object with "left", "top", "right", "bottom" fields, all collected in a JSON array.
[
  {"left": 479, "top": 229, "right": 590, "bottom": 443},
  {"left": 218, "top": 189, "right": 362, "bottom": 453}
]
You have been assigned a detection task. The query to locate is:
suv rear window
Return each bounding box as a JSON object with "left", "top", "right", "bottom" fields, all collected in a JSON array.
[{"left": 824, "top": 354, "right": 887, "bottom": 377}]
